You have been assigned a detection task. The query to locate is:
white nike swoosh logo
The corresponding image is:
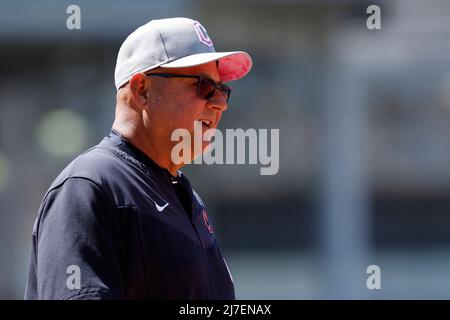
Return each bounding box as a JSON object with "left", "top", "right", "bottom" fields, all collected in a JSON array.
[{"left": 155, "top": 202, "right": 169, "bottom": 212}]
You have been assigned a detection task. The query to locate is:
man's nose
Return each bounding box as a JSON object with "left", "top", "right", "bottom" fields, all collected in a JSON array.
[{"left": 206, "top": 92, "right": 228, "bottom": 112}]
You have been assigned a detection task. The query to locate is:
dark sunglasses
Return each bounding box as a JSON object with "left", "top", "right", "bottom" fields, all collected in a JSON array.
[{"left": 144, "top": 73, "right": 231, "bottom": 102}]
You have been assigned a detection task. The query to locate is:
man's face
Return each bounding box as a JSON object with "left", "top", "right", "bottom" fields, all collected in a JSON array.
[{"left": 144, "top": 61, "right": 228, "bottom": 162}]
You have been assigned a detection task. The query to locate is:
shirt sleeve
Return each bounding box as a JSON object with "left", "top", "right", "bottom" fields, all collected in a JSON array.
[{"left": 26, "top": 177, "right": 126, "bottom": 300}]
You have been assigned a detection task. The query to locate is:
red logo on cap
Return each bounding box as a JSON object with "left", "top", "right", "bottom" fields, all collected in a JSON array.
[
  {"left": 202, "top": 209, "right": 214, "bottom": 235},
  {"left": 193, "top": 21, "right": 213, "bottom": 47}
]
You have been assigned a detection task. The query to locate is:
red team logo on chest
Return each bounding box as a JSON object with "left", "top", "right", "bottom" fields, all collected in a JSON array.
[{"left": 202, "top": 209, "right": 214, "bottom": 235}]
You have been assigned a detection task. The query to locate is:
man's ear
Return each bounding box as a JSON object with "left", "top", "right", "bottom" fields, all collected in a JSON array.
[{"left": 129, "top": 73, "right": 149, "bottom": 109}]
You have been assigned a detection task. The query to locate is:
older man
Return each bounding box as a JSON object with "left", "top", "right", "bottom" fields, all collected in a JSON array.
[{"left": 25, "top": 17, "right": 252, "bottom": 300}]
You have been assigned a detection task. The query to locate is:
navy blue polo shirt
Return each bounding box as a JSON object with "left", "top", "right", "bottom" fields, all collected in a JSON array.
[{"left": 25, "top": 130, "right": 234, "bottom": 300}]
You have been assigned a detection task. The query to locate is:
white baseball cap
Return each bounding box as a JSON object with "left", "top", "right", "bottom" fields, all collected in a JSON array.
[{"left": 114, "top": 17, "right": 253, "bottom": 90}]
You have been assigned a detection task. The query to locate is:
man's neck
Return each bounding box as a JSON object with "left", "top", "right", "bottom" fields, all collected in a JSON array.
[{"left": 111, "top": 124, "right": 181, "bottom": 177}]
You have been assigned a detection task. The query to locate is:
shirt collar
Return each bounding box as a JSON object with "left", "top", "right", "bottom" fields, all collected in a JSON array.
[{"left": 109, "top": 129, "right": 178, "bottom": 181}]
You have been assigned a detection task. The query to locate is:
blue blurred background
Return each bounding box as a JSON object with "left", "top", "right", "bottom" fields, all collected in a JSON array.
[{"left": 1, "top": 0, "right": 450, "bottom": 299}]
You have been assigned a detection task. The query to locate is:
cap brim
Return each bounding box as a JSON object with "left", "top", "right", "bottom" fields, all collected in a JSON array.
[{"left": 160, "top": 51, "right": 252, "bottom": 82}]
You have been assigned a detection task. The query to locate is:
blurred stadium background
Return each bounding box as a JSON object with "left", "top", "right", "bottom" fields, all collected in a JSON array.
[{"left": 1, "top": 0, "right": 450, "bottom": 299}]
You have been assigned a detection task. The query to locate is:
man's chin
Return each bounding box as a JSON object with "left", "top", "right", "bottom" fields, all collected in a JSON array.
[
  {"left": 191, "top": 142, "right": 212, "bottom": 161},
  {"left": 202, "top": 142, "right": 213, "bottom": 154}
]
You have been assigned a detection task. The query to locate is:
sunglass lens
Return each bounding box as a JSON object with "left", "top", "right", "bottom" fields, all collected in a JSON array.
[
  {"left": 198, "top": 78, "right": 231, "bottom": 102},
  {"left": 219, "top": 85, "right": 231, "bottom": 102},
  {"left": 198, "top": 78, "right": 216, "bottom": 100}
]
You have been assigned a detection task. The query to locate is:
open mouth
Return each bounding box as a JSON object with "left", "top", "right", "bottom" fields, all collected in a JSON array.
[{"left": 200, "top": 119, "right": 212, "bottom": 129}]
